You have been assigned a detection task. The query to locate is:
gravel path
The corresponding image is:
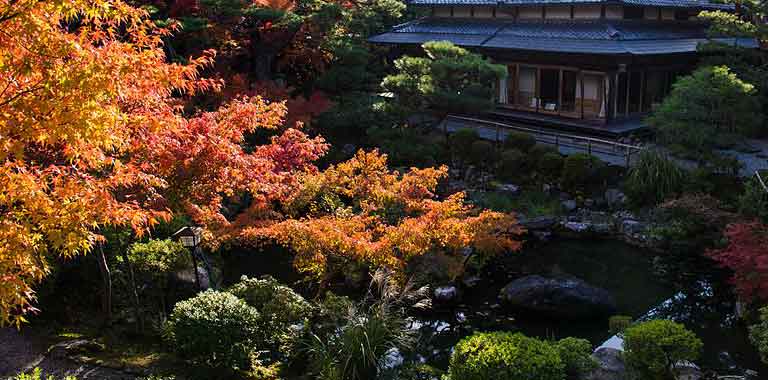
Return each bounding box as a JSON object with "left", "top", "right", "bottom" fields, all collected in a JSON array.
[{"left": 0, "top": 329, "right": 139, "bottom": 380}]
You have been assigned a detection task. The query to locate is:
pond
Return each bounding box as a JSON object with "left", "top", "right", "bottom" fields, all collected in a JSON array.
[{"left": 410, "top": 239, "right": 766, "bottom": 376}]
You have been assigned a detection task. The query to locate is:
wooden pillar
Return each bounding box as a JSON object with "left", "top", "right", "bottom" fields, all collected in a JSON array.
[
  {"left": 579, "top": 71, "right": 585, "bottom": 119},
  {"left": 536, "top": 67, "right": 541, "bottom": 113},
  {"left": 514, "top": 64, "right": 520, "bottom": 106},
  {"left": 613, "top": 72, "right": 619, "bottom": 119},
  {"left": 625, "top": 71, "right": 630, "bottom": 117},
  {"left": 558, "top": 69, "right": 563, "bottom": 115},
  {"left": 639, "top": 70, "right": 645, "bottom": 113}
]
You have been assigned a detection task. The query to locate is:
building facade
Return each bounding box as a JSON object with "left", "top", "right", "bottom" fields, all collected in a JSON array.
[{"left": 370, "top": 0, "right": 758, "bottom": 130}]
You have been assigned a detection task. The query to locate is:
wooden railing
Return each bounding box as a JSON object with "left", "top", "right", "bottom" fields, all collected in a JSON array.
[{"left": 445, "top": 115, "right": 644, "bottom": 167}]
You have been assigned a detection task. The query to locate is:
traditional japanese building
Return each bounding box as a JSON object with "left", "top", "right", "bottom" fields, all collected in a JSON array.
[{"left": 370, "top": 0, "right": 759, "bottom": 134}]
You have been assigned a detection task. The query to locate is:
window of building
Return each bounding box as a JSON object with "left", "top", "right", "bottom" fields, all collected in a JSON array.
[
  {"left": 674, "top": 10, "right": 690, "bottom": 20},
  {"left": 623, "top": 6, "right": 644, "bottom": 19}
]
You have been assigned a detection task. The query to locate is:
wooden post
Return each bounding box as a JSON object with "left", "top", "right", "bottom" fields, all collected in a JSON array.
[
  {"left": 558, "top": 69, "right": 563, "bottom": 116},
  {"left": 536, "top": 67, "right": 541, "bottom": 113},
  {"left": 625, "top": 71, "right": 631, "bottom": 117},
  {"left": 639, "top": 70, "right": 645, "bottom": 112},
  {"left": 580, "top": 71, "right": 585, "bottom": 119},
  {"left": 626, "top": 146, "right": 631, "bottom": 167}
]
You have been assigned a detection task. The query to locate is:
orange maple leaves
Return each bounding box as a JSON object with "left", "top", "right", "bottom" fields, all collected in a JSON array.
[
  {"left": 0, "top": 0, "right": 523, "bottom": 326},
  {"left": 267, "top": 150, "right": 525, "bottom": 281}
]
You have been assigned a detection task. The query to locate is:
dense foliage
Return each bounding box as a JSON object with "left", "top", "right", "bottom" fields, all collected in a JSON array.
[
  {"left": 648, "top": 65, "right": 762, "bottom": 165},
  {"left": 624, "top": 150, "right": 686, "bottom": 206},
  {"left": 622, "top": 320, "right": 703, "bottom": 380},
  {"left": 554, "top": 337, "right": 597, "bottom": 378},
  {"left": 14, "top": 369, "right": 76, "bottom": 380},
  {"left": 228, "top": 275, "right": 312, "bottom": 361},
  {"left": 164, "top": 290, "right": 262, "bottom": 372},
  {"left": 749, "top": 306, "right": 768, "bottom": 364},
  {"left": 305, "top": 269, "right": 429, "bottom": 380},
  {"left": 708, "top": 222, "right": 768, "bottom": 302},
  {"left": 382, "top": 41, "right": 507, "bottom": 119},
  {"left": 270, "top": 150, "right": 524, "bottom": 282},
  {"left": 126, "top": 239, "right": 191, "bottom": 276},
  {"left": 448, "top": 332, "right": 565, "bottom": 380}
]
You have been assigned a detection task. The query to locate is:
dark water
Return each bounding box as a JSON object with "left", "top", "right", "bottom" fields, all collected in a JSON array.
[{"left": 411, "top": 239, "right": 766, "bottom": 375}]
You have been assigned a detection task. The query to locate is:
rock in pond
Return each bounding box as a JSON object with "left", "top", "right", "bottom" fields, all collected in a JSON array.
[
  {"left": 433, "top": 285, "right": 460, "bottom": 303},
  {"left": 605, "top": 189, "right": 627, "bottom": 207},
  {"left": 522, "top": 215, "right": 558, "bottom": 230},
  {"left": 497, "top": 183, "right": 520, "bottom": 195},
  {"left": 561, "top": 199, "right": 578, "bottom": 212},
  {"left": 499, "top": 275, "right": 617, "bottom": 318}
]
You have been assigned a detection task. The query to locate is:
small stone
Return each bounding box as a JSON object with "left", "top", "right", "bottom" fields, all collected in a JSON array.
[
  {"left": 462, "top": 276, "right": 481, "bottom": 288},
  {"left": 497, "top": 183, "right": 520, "bottom": 195},
  {"left": 564, "top": 221, "right": 590, "bottom": 233},
  {"left": 532, "top": 230, "right": 552, "bottom": 241},
  {"left": 605, "top": 188, "right": 627, "bottom": 207},
  {"left": 434, "top": 285, "right": 460, "bottom": 303},
  {"left": 341, "top": 143, "right": 357, "bottom": 155},
  {"left": 561, "top": 200, "right": 577, "bottom": 212},
  {"left": 455, "top": 312, "right": 467, "bottom": 323}
]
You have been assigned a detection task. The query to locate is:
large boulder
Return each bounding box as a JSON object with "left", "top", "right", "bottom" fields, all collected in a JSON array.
[
  {"left": 587, "top": 347, "right": 627, "bottom": 380},
  {"left": 499, "top": 275, "right": 617, "bottom": 318}
]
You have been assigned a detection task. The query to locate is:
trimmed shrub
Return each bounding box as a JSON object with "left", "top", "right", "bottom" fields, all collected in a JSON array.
[
  {"left": 529, "top": 144, "right": 559, "bottom": 160},
  {"left": 624, "top": 150, "right": 686, "bottom": 206},
  {"left": 749, "top": 306, "right": 768, "bottom": 364},
  {"left": 738, "top": 174, "right": 768, "bottom": 223},
  {"left": 15, "top": 368, "right": 76, "bottom": 380},
  {"left": 537, "top": 152, "right": 564, "bottom": 179},
  {"left": 448, "top": 332, "right": 565, "bottom": 380},
  {"left": 503, "top": 131, "right": 537, "bottom": 152},
  {"left": 609, "top": 315, "right": 633, "bottom": 335},
  {"left": 451, "top": 128, "right": 480, "bottom": 161},
  {"left": 496, "top": 149, "right": 526, "bottom": 181},
  {"left": 126, "top": 239, "right": 190, "bottom": 275},
  {"left": 164, "top": 290, "right": 261, "bottom": 372},
  {"left": 468, "top": 140, "right": 497, "bottom": 168},
  {"left": 555, "top": 337, "right": 597, "bottom": 378},
  {"left": 228, "top": 276, "right": 311, "bottom": 360},
  {"left": 623, "top": 319, "right": 702, "bottom": 380},
  {"left": 561, "top": 153, "right": 599, "bottom": 188}
]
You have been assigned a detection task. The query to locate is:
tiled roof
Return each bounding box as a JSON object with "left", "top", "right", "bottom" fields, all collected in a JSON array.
[
  {"left": 407, "top": 0, "right": 735, "bottom": 10},
  {"left": 368, "top": 18, "right": 758, "bottom": 55}
]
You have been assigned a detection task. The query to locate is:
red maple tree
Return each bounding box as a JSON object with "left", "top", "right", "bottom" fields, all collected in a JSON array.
[{"left": 708, "top": 221, "right": 768, "bottom": 302}]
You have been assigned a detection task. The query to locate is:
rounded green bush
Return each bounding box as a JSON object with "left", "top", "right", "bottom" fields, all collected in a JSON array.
[
  {"left": 623, "top": 319, "right": 702, "bottom": 380},
  {"left": 749, "top": 306, "right": 768, "bottom": 364},
  {"left": 448, "top": 332, "right": 565, "bottom": 380},
  {"left": 529, "top": 144, "right": 559, "bottom": 159},
  {"left": 503, "top": 131, "right": 537, "bottom": 152},
  {"left": 164, "top": 290, "right": 261, "bottom": 372},
  {"left": 497, "top": 149, "right": 526, "bottom": 181},
  {"left": 126, "top": 239, "right": 190, "bottom": 275},
  {"left": 561, "top": 153, "right": 598, "bottom": 188},
  {"left": 228, "top": 276, "right": 311, "bottom": 360},
  {"left": 451, "top": 128, "right": 480, "bottom": 161},
  {"left": 537, "top": 152, "right": 564, "bottom": 179},
  {"left": 468, "top": 140, "right": 497, "bottom": 167},
  {"left": 555, "top": 337, "right": 596, "bottom": 377}
]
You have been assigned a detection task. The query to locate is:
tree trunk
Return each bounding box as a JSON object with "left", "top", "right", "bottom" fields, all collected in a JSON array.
[
  {"left": 120, "top": 249, "right": 144, "bottom": 333},
  {"left": 97, "top": 243, "right": 112, "bottom": 324}
]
